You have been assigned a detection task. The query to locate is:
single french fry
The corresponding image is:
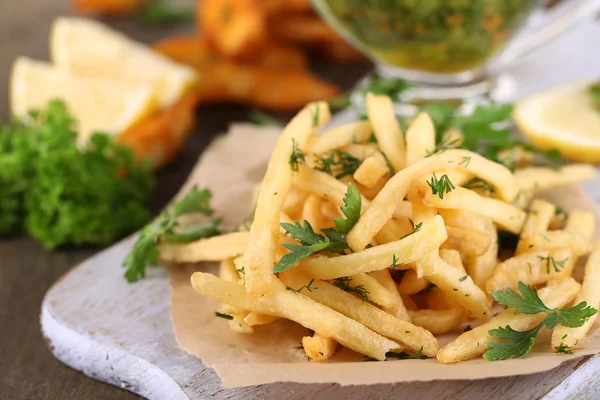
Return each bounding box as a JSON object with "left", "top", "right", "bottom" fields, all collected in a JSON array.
[
  {"left": 426, "top": 287, "right": 459, "bottom": 310},
  {"left": 408, "top": 308, "right": 467, "bottom": 335},
  {"left": 300, "top": 216, "right": 447, "bottom": 279},
  {"left": 552, "top": 242, "right": 600, "bottom": 350},
  {"left": 244, "top": 312, "right": 279, "bottom": 326},
  {"left": 565, "top": 210, "right": 595, "bottom": 239},
  {"left": 374, "top": 219, "right": 411, "bottom": 246},
  {"left": 465, "top": 219, "right": 499, "bottom": 290},
  {"left": 513, "top": 164, "right": 597, "bottom": 191},
  {"left": 399, "top": 269, "right": 430, "bottom": 295},
  {"left": 485, "top": 248, "right": 573, "bottom": 294},
  {"left": 420, "top": 252, "right": 489, "bottom": 319},
  {"left": 301, "top": 195, "right": 324, "bottom": 233},
  {"left": 394, "top": 201, "right": 413, "bottom": 219},
  {"left": 219, "top": 258, "right": 241, "bottom": 283},
  {"left": 340, "top": 273, "right": 395, "bottom": 308},
  {"left": 352, "top": 177, "right": 388, "bottom": 201},
  {"left": 418, "top": 183, "right": 526, "bottom": 234},
  {"left": 400, "top": 293, "right": 418, "bottom": 310},
  {"left": 369, "top": 269, "right": 411, "bottom": 321},
  {"left": 366, "top": 93, "right": 406, "bottom": 171},
  {"left": 283, "top": 188, "right": 309, "bottom": 219},
  {"left": 437, "top": 278, "right": 581, "bottom": 363},
  {"left": 353, "top": 156, "right": 388, "bottom": 188},
  {"left": 438, "top": 209, "right": 488, "bottom": 233},
  {"left": 294, "top": 167, "right": 370, "bottom": 208},
  {"left": 442, "top": 226, "right": 491, "bottom": 256},
  {"left": 405, "top": 112, "right": 436, "bottom": 165},
  {"left": 192, "top": 272, "right": 400, "bottom": 360},
  {"left": 302, "top": 333, "right": 338, "bottom": 361},
  {"left": 521, "top": 199, "right": 556, "bottom": 237},
  {"left": 347, "top": 149, "right": 519, "bottom": 251},
  {"left": 441, "top": 128, "right": 464, "bottom": 148},
  {"left": 307, "top": 121, "right": 372, "bottom": 153},
  {"left": 415, "top": 251, "right": 439, "bottom": 279},
  {"left": 280, "top": 270, "right": 439, "bottom": 355},
  {"left": 516, "top": 231, "right": 592, "bottom": 257},
  {"left": 244, "top": 102, "right": 330, "bottom": 297},
  {"left": 439, "top": 249, "right": 465, "bottom": 271},
  {"left": 159, "top": 232, "right": 249, "bottom": 262},
  {"left": 226, "top": 311, "right": 254, "bottom": 334}
]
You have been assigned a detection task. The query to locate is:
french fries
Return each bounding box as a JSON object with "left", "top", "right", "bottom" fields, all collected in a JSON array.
[
  {"left": 437, "top": 278, "right": 581, "bottom": 363},
  {"left": 244, "top": 102, "right": 330, "bottom": 297},
  {"left": 157, "top": 93, "right": 600, "bottom": 365},
  {"left": 552, "top": 242, "right": 600, "bottom": 350},
  {"left": 513, "top": 164, "right": 597, "bottom": 191}
]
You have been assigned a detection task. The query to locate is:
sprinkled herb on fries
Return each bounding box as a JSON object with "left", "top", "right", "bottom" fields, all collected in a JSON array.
[{"left": 125, "top": 94, "right": 600, "bottom": 364}]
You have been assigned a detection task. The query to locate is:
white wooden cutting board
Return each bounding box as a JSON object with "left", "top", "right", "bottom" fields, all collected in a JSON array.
[{"left": 40, "top": 19, "right": 600, "bottom": 400}]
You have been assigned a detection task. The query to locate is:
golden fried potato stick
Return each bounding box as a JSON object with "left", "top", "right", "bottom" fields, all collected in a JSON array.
[
  {"left": 199, "top": 0, "right": 267, "bottom": 58},
  {"left": 513, "top": 164, "right": 597, "bottom": 191},
  {"left": 515, "top": 199, "right": 555, "bottom": 254},
  {"left": 119, "top": 94, "right": 197, "bottom": 170},
  {"left": 159, "top": 232, "right": 249, "bottom": 263},
  {"left": 439, "top": 249, "right": 465, "bottom": 271},
  {"left": 552, "top": 242, "right": 600, "bottom": 350},
  {"left": 437, "top": 278, "right": 581, "bottom": 363},
  {"left": 398, "top": 269, "right": 429, "bottom": 295},
  {"left": 244, "top": 102, "right": 330, "bottom": 297},
  {"left": 465, "top": 219, "right": 498, "bottom": 290},
  {"left": 307, "top": 121, "right": 372, "bottom": 153},
  {"left": 302, "top": 333, "right": 338, "bottom": 361},
  {"left": 347, "top": 149, "right": 519, "bottom": 252},
  {"left": 348, "top": 273, "right": 397, "bottom": 308},
  {"left": 300, "top": 215, "right": 448, "bottom": 280},
  {"left": 353, "top": 156, "right": 388, "bottom": 188},
  {"left": 280, "top": 270, "right": 438, "bottom": 356},
  {"left": 405, "top": 112, "right": 436, "bottom": 166},
  {"left": 442, "top": 226, "right": 491, "bottom": 256},
  {"left": 408, "top": 309, "right": 467, "bottom": 335},
  {"left": 516, "top": 230, "right": 592, "bottom": 257},
  {"left": 153, "top": 36, "right": 307, "bottom": 70},
  {"left": 369, "top": 269, "right": 411, "bottom": 321},
  {"left": 217, "top": 259, "right": 254, "bottom": 333},
  {"left": 418, "top": 184, "right": 526, "bottom": 234},
  {"left": 485, "top": 248, "right": 573, "bottom": 294},
  {"left": 72, "top": 0, "right": 146, "bottom": 15},
  {"left": 192, "top": 272, "right": 400, "bottom": 360},
  {"left": 366, "top": 93, "right": 406, "bottom": 171},
  {"left": 195, "top": 62, "right": 340, "bottom": 111},
  {"left": 244, "top": 312, "right": 279, "bottom": 326},
  {"left": 426, "top": 287, "right": 459, "bottom": 310},
  {"left": 420, "top": 252, "right": 489, "bottom": 319},
  {"left": 566, "top": 210, "right": 595, "bottom": 239},
  {"left": 301, "top": 195, "right": 324, "bottom": 233}
]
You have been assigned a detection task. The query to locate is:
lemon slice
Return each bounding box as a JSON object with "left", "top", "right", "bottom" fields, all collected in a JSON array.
[
  {"left": 514, "top": 81, "right": 600, "bottom": 163},
  {"left": 11, "top": 57, "right": 157, "bottom": 141},
  {"left": 50, "top": 17, "right": 197, "bottom": 108}
]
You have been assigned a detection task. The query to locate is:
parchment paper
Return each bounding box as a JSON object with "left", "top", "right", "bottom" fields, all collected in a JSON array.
[{"left": 169, "top": 124, "right": 600, "bottom": 388}]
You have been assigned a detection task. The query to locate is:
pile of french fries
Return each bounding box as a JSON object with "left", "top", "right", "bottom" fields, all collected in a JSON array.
[
  {"left": 74, "top": 0, "right": 365, "bottom": 111},
  {"left": 159, "top": 94, "right": 600, "bottom": 363}
]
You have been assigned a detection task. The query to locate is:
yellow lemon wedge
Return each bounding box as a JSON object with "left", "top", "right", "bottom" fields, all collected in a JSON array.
[
  {"left": 514, "top": 81, "right": 600, "bottom": 163},
  {"left": 11, "top": 57, "right": 157, "bottom": 141},
  {"left": 50, "top": 17, "right": 197, "bottom": 108}
]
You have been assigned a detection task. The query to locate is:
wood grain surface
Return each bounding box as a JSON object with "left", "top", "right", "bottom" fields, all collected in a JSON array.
[{"left": 0, "top": 1, "right": 370, "bottom": 399}]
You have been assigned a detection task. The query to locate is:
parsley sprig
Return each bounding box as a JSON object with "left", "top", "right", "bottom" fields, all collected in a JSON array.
[
  {"left": 123, "top": 186, "right": 221, "bottom": 282},
  {"left": 484, "top": 282, "right": 597, "bottom": 361},
  {"left": 273, "top": 183, "right": 361, "bottom": 273}
]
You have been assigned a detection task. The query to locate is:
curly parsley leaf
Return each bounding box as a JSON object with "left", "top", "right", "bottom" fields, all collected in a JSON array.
[
  {"left": 123, "top": 186, "right": 219, "bottom": 282},
  {"left": 0, "top": 100, "right": 154, "bottom": 247},
  {"left": 484, "top": 324, "right": 542, "bottom": 361},
  {"left": 334, "top": 183, "right": 361, "bottom": 234}
]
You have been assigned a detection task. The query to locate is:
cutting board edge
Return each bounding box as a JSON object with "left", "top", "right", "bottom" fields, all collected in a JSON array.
[{"left": 40, "top": 299, "right": 190, "bottom": 400}]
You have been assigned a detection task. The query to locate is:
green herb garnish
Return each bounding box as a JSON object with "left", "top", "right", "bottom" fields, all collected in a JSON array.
[
  {"left": 400, "top": 219, "right": 422, "bottom": 239},
  {"left": 554, "top": 343, "right": 574, "bottom": 354},
  {"left": 314, "top": 150, "right": 363, "bottom": 179},
  {"left": 123, "top": 186, "right": 220, "bottom": 282},
  {"left": 590, "top": 82, "right": 600, "bottom": 110},
  {"left": 214, "top": 312, "right": 234, "bottom": 320},
  {"left": 248, "top": 110, "right": 282, "bottom": 127},
  {"left": 333, "top": 277, "right": 370, "bottom": 301},
  {"left": 484, "top": 282, "right": 597, "bottom": 361},
  {"left": 289, "top": 139, "right": 305, "bottom": 172},
  {"left": 386, "top": 346, "right": 427, "bottom": 360},
  {"left": 287, "top": 278, "right": 318, "bottom": 293},
  {"left": 537, "top": 255, "right": 568, "bottom": 274},
  {"left": 427, "top": 173, "right": 455, "bottom": 199},
  {"left": 140, "top": 0, "right": 194, "bottom": 25},
  {"left": 0, "top": 100, "right": 153, "bottom": 247}
]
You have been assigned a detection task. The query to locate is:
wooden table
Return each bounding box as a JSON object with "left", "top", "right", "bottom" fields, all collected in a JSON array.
[{"left": 0, "top": 1, "right": 370, "bottom": 399}]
